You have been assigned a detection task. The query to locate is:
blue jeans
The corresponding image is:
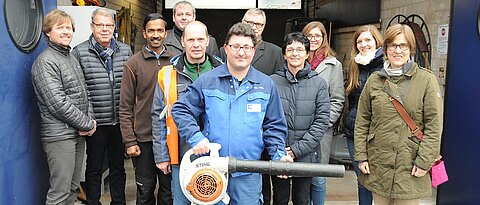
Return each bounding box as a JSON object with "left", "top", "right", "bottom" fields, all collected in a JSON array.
[
  {"left": 309, "top": 127, "right": 333, "bottom": 205},
  {"left": 346, "top": 137, "right": 373, "bottom": 205},
  {"left": 172, "top": 165, "right": 190, "bottom": 205},
  {"left": 217, "top": 173, "right": 263, "bottom": 205},
  {"left": 310, "top": 176, "right": 326, "bottom": 205}
]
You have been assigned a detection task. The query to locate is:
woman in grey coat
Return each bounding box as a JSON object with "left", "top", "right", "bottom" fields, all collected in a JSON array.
[
  {"left": 303, "top": 21, "right": 345, "bottom": 205},
  {"left": 270, "top": 32, "right": 330, "bottom": 205}
]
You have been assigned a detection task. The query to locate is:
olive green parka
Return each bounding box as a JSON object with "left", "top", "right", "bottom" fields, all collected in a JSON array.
[{"left": 354, "top": 62, "right": 443, "bottom": 199}]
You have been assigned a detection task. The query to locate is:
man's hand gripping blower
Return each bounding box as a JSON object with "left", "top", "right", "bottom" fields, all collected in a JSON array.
[{"left": 179, "top": 143, "right": 345, "bottom": 205}]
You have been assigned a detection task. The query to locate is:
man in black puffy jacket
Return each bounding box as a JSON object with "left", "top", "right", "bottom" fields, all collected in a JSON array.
[
  {"left": 32, "top": 9, "right": 97, "bottom": 205},
  {"left": 72, "top": 8, "right": 132, "bottom": 205}
]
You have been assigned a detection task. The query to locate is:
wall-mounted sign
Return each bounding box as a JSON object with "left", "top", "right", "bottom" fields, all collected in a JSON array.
[
  {"left": 258, "top": 0, "right": 301, "bottom": 9},
  {"left": 165, "top": 0, "right": 255, "bottom": 9},
  {"left": 437, "top": 24, "right": 449, "bottom": 55}
]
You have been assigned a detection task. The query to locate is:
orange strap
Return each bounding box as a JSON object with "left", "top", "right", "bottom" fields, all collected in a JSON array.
[{"left": 158, "top": 65, "right": 179, "bottom": 164}]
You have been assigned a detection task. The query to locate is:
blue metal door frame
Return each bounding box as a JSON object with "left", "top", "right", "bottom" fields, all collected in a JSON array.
[
  {"left": 0, "top": 0, "right": 57, "bottom": 204},
  {"left": 437, "top": 0, "right": 480, "bottom": 204}
]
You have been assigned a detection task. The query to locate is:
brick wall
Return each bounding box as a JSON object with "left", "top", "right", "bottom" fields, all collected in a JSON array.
[
  {"left": 306, "top": 0, "right": 450, "bottom": 93},
  {"left": 381, "top": 0, "right": 450, "bottom": 91}
]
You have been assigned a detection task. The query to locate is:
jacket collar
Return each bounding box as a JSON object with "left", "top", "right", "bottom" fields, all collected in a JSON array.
[
  {"left": 48, "top": 41, "right": 71, "bottom": 56},
  {"left": 142, "top": 45, "right": 172, "bottom": 59},
  {"left": 164, "top": 29, "right": 182, "bottom": 51},
  {"left": 87, "top": 35, "right": 119, "bottom": 52},
  {"left": 361, "top": 48, "right": 384, "bottom": 71},
  {"left": 314, "top": 56, "right": 338, "bottom": 73},
  {"left": 378, "top": 61, "right": 417, "bottom": 78},
  {"left": 252, "top": 40, "right": 266, "bottom": 64},
  {"left": 217, "top": 64, "right": 262, "bottom": 84},
  {"left": 171, "top": 53, "right": 224, "bottom": 71},
  {"left": 276, "top": 62, "right": 318, "bottom": 83}
]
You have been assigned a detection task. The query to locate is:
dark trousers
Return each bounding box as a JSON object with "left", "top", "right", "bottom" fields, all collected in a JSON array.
[
  {"left": 85, "top": 125, "right": 126, "bottom": 205},
  {"left": 271, "top": 176, "right": 312, "bottom": 205},
  {"left": 132, "top": 142, "right": 172, "bottom": 205},
  {"left": 260, "top": 150, "right": 271, "bottom": 205}
]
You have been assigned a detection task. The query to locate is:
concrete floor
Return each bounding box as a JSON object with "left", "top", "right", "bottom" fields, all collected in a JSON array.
[{"left": 76, "top": 160, "right": 437, "bottom": 205}]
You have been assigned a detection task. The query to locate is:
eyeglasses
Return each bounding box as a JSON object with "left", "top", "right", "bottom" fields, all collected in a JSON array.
[
  {"left": 306, "top": 34, "right": 323, "bottom": 40},
  {"left": 387, "top": 43, "right": 409, "bottom": 51},
  {"left": 228, "top": 44, "right": 254, "bottom": 52},
  {"left": 285, "top": 47, "right": 306, "bottom": 54},
  {"left": 243, "top": 20, "right": 264, "bottom": 28},
  {"left": 92, "top": 22, "right": 115, "bottom": 30}
]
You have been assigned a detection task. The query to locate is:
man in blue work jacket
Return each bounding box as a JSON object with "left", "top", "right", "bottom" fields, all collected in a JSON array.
[{"left": 171, "top": 22, "right": 293, "bottom": 205}]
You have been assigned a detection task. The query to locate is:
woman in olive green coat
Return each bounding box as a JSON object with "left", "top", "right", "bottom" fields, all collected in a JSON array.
[{"left": 354, "top": 24, "right": 443, "bottom": 204}]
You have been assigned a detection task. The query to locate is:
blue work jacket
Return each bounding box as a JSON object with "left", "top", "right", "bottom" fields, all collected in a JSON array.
[{"left": 172, "top": 64, "right": 288, "bottom": 176}]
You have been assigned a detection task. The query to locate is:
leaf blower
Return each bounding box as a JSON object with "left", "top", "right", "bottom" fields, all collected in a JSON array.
[{"left": 179, "top": 143, "right": 345, "bottom": 205}]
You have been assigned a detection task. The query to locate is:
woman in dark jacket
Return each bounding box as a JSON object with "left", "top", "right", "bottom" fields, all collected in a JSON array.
[
  {"left": 270, "top": 32, "right": 330, "bottom": 205},
  {"left": 344, "top": 25, "right": 384, "bottom": 205}
]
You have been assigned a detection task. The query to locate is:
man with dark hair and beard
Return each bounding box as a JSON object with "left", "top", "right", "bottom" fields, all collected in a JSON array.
[{"left": 120, "top": 13, "right": 174, "bottom": 204}]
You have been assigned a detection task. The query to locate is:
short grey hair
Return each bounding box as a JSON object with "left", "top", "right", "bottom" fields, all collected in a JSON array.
[
  {"left": 173, "top": 1, "right": 196, "bottom": 15},
  {"left": 91, "top": 8, "right": 114, "bottom": 22},
  {"left": 242, "top": 8, "right": 266, "bottom": 24}
]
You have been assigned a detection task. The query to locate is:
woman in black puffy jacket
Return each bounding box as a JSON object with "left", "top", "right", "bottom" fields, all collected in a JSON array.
[
  {"left": 270, "top": 32, "right": 330, "bottom": 205},
  {"left": 343, "top": 25, "right": 384, "bottom": 205}
]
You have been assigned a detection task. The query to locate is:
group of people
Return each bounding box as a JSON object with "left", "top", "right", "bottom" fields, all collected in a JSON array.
[{"left": 31, "top": 0, "right": 443, "bottom": 205}]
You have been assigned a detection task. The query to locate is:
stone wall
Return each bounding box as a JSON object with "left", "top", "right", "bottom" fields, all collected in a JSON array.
[{"left": 307, "top": 0, "right": 450, "bottom": 93}]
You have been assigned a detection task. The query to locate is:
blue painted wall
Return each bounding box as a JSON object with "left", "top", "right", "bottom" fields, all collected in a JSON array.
[
  {"left": 0, "top": 0, "right": 57, "bottom": 204},
  {"left": 437, "top": 0, "right": 480, "bottom": 204}
]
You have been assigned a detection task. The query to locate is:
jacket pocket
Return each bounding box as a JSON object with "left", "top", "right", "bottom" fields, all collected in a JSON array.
[
  {"left": 367, "top": 133, "right": 375, "bottom": 143},
  {"left": 203, "top": 89, "right": 228, "bottom": 118},
  {"left": 246, "top": 92, "right": 269, "bottom": 113},
  {"left": 243, "top": 92, "right": 269, "bottom": 131},
  {"left": 203, "top": 89, "right": 227, "bottom": 101},
  {"left": 247, "top": 92, "right": 269, "bottom": 101},
  {"left": 370, "top": 90, "right": 384, "bottom": 118},
  {"left": 405, "top": 136, "right": 420, "bottom": 160}
]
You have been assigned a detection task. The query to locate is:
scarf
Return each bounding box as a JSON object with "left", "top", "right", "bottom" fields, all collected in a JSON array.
[
  {"left": 383, "top": 60, "right": 404, "bottom": 76},
  {"left": 310, "top": 50, "right": 325, "bottom": 70},
  {"left": 91, "top": 36, "right": 116, "bottom": 72},
  {"left": 354, "top": 49, "right": 377, "bottom": 66}
]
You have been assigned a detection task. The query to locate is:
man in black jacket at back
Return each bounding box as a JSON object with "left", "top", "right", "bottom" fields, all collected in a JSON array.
[
  {"left": 72, "top": 8, "right": 132, "bottom": 205},
  {"left": 164, "top": 1, "right": 219, "bottom": 56},
  {"left": 219, "top": 8, "right": 284, "bottom": 76}
]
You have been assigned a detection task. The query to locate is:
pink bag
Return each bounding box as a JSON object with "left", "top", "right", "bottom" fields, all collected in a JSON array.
[{"left": 430, "top": 159, "right": 448, "bottom": 188}]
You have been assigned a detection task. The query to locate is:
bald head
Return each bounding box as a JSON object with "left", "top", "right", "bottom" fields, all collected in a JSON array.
[
  {"left": 181, "top": 21, "right": 210, "bottom": 64},
  {"left": 183, "top": 21, "right": 208, "bottom": 38}
]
